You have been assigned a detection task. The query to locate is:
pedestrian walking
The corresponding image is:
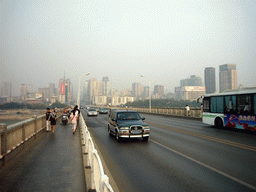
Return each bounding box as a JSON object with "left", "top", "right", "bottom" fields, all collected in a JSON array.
[
  {"left": 46, "top": 108, "right": 51, "bottom": 132},
  {"left": 70, "top": 107, "right": 78, "bottom": 134},
  {"left": 185, "top": 105, "right": 190, "bottom": 116},
  {"left": 50, "top": 108, "right": 57, "bottom": 133},
  {"left": 75, "top": 105, "right": 81, "bottom": 128},
  {"left": 200, "top": 103, "right": 203, "bottom": 117}
]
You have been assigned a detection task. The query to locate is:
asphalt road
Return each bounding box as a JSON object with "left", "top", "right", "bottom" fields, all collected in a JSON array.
[{"left": 82, "top": 109, "right": 256, "bottom": 192}]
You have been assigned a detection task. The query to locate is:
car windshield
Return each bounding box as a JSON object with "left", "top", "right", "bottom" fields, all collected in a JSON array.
[
  {"left": 89, "top": 109, "right": 96, "bottom": 111},
  {"left": 117, "top": 112, "right": 141, "bottom": 120}
]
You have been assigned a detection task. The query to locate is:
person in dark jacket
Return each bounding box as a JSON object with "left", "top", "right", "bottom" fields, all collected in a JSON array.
[
  {"left": 46, "top": 108, "right": 51, "bottom": 132},
  {"left": 50, "top": 108, "right": 57, "bottom": 133}
]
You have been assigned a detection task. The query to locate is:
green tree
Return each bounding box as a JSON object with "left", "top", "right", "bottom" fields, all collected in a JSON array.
[
  {"left": 50, "top": 102, "right": 68, "bottom": 108},
  {"left": 0, "top": 102, "right": 23, "bottom": 109},
  {"left": 26, "top": 104, "right": 48, "bottom": 109}
]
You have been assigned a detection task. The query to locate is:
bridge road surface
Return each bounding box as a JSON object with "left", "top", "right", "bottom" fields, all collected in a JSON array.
[
  {"left": 0, "top": 119, "right": 86, "bottom": 192},
  {"left": 82, "top": 109, "right": 256, "bottom": 192}
]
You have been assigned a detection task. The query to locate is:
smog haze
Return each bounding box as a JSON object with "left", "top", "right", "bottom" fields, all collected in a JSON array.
[{"left": 1, "top": 0, "right": 256, "bottom": 95}]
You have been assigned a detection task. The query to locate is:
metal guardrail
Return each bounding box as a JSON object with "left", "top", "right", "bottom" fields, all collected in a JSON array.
[
  {"left": 117, "top": 107, "right": 202, "bottom": 118},
  {"left": 80, "top": 113, "right": 114, "bottom": 192}
]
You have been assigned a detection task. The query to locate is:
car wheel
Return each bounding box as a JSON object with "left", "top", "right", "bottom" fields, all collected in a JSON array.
[{"left": 143, "top": 137, "right": 149, "bottom": 141}]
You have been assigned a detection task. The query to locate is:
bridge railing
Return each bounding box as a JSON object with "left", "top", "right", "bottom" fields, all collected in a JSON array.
[
  {"left": 0, "top": 110, "right": 63, "bottom": 167},
  {"left": 79, "top": 113, "right": 114, "bottom": 192},
  {"left": 117, "top": 107, "right": 202, "bottom": 118}
]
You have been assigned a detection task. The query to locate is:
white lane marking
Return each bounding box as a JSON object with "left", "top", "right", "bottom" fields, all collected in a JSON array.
[{"left": 151, "top": 139, "right": 256, "bottom": 191}]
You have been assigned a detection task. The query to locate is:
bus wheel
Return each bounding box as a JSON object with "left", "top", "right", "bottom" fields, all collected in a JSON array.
[{"left": 215, "top": 117, "right": 223, "bottom": 128}]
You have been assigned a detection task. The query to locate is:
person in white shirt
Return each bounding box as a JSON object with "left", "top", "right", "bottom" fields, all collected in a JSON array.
[
  {"left": 70, "top": 106, "right": 79, "bottom": 134},
  {"left": 185, "top": 105, "right": 190, "bottom": 116}
]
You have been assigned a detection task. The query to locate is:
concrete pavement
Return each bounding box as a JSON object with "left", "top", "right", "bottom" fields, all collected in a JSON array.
[{"left": 0, "top": 120, "right": 86, "bottom": 192}]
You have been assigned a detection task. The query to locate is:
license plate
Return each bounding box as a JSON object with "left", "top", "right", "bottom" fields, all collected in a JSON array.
[{"left": 133, "top": 131, "right": 141, "bottom": 134}]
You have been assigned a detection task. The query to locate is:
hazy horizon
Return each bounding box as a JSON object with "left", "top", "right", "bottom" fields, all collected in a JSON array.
[{"left": 1, "top": 0, "right": 256, "bottom": 96}]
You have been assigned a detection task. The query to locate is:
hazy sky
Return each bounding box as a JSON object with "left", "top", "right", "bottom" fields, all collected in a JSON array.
[{"left": 1, "top": 0, "right": 256, "bottom": 96}]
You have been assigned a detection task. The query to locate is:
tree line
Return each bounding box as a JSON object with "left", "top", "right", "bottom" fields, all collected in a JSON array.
[
  {"left": 126, "top": 99, "right": 200, "bottom": 108},
  {"left": 0, "top": 102, "right": 68, "bottom": 109}
]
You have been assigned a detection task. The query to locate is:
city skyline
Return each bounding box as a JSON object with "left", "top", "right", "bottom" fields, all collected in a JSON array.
[
  {"left": 1, "top": 62, "right": 254, "bottom": 99},
  {"left": 1, "top": 1, "right": 256, "bottom": 97},
  {"left": 1, "top": 60, "right": 254, "bottom": 97}
]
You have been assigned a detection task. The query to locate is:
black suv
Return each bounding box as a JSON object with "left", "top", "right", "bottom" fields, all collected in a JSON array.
[{"left": 108, "top": 110, "right": 150, "bottom": 141}]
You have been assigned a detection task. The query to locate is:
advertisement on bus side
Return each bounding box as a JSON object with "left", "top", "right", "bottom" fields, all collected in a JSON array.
[{"left": 224, "top": 114, "right": 256, "bottom": 131}]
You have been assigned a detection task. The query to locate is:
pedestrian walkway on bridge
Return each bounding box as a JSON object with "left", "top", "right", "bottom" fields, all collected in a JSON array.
[{"left": 0, "top": 119, "right": 86, "bottom": 192}]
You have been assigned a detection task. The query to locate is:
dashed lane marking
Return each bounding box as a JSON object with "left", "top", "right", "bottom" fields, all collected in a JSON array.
[{"left": 151, "top": 139, "right": 256, "bottom": 191}]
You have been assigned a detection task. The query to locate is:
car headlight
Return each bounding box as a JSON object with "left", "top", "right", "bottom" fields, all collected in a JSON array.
[{"left": 143, "top": 128, "right": 150, "bottom": 133}]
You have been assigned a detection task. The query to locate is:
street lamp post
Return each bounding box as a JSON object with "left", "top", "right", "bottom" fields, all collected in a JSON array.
[
  {"left": 77, "top": 73, "right": 90, "bottom": 109},
  {"left": 140, "top": 75, "right": 151, "bottom": 113}
]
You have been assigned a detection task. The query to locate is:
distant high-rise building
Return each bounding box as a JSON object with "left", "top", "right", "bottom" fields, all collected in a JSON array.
[
  {"left": 49, "top": 83, "right": 57, "bottom": 97},
  {"left": 219, "top": 64, "right": 237, "bottom": 92},
  {"left": 175, "top": 86, "right": 206, "bottom": 101},
  {"left": 176, "top": 75, "right": 205, "bottom": 101},
  {"left": 102, "top": 77, "right": 109, "bottom": 96},
  {"left": 87, "top": 78, "right": 103, "bottom": 103},
  {"left": 59, "top": 76, "right": 73, "bottom": 104},
  {"left": 154, "top": 85, "right": 164, "bottom": 96},
  {"left": 132, "top": 82, "right": 143, "bottom": 99},
  {"left": 204, "top": 67, "right": 216, "bottom": 94},
  {"left": 38, "top": 88, "right": 50, "bottom": 101},
  {"left": 180, "top": 75, "right": 203, "bottom": 87},
  {"left": 26, "top": 84, "right": 33, "bottom": 94},
  {"left": 20, "top": 84, "right": 27, "bottom": 100},
  {"left": 1, "top": 82, "right": 12, "bottom": 97},
  {"left": 143, "top": 86, "right": 149, "bottom": 97},
  {"left": 82, "top": 81, "right": 90, "bottom": 104}
]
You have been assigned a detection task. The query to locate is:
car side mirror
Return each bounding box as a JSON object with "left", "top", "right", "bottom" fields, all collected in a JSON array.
[
  {"left": 141, "top": 117, "right": 145, "bottom": 120},
  {"left": 111, "top": 118, "right": 116, "bottom": 121}
]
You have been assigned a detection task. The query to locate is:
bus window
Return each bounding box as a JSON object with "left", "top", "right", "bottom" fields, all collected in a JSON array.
[
  {"left": 211, "top": 96, "right": 224, "bottom": 113},
  {"left": 237, "top": 94, "right": 252, "bottom": 115},
  {"left": 224, "top": 96, "right": 231, "bottom": 113},
  {"left": 211, "top": 97, "right": 217, "bottom": 113},
  {"left": 232, "top": 96, "right": 236, "bottom": 111},
  {"left": 224, "top": 95, "right": 236, "bottom": 113},
  {"left": 203, "top": 97, "right": 210, "bottom": 112},
  {"left": 216, "top": 97, "right": 224, "bottom": 113}
]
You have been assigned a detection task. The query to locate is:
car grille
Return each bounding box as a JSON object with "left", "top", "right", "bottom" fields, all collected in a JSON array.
[{"left": 130, "top": 126, "right": 143, "bottom": 131}]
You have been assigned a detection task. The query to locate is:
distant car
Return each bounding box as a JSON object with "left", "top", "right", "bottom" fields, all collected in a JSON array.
[
  {"left": 108, "top": 110, "right": 150, "bottom": 141},
  {"left": 87, "top": 108, "right": 98, "bottom": 117},
  {"left": 99, "top": 108, "right": 108, "bottom": 114}
]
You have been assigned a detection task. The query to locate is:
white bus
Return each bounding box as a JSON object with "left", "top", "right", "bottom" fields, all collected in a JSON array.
[{"left": 201, "top": 88, "right": 256, "bottom": 131}]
